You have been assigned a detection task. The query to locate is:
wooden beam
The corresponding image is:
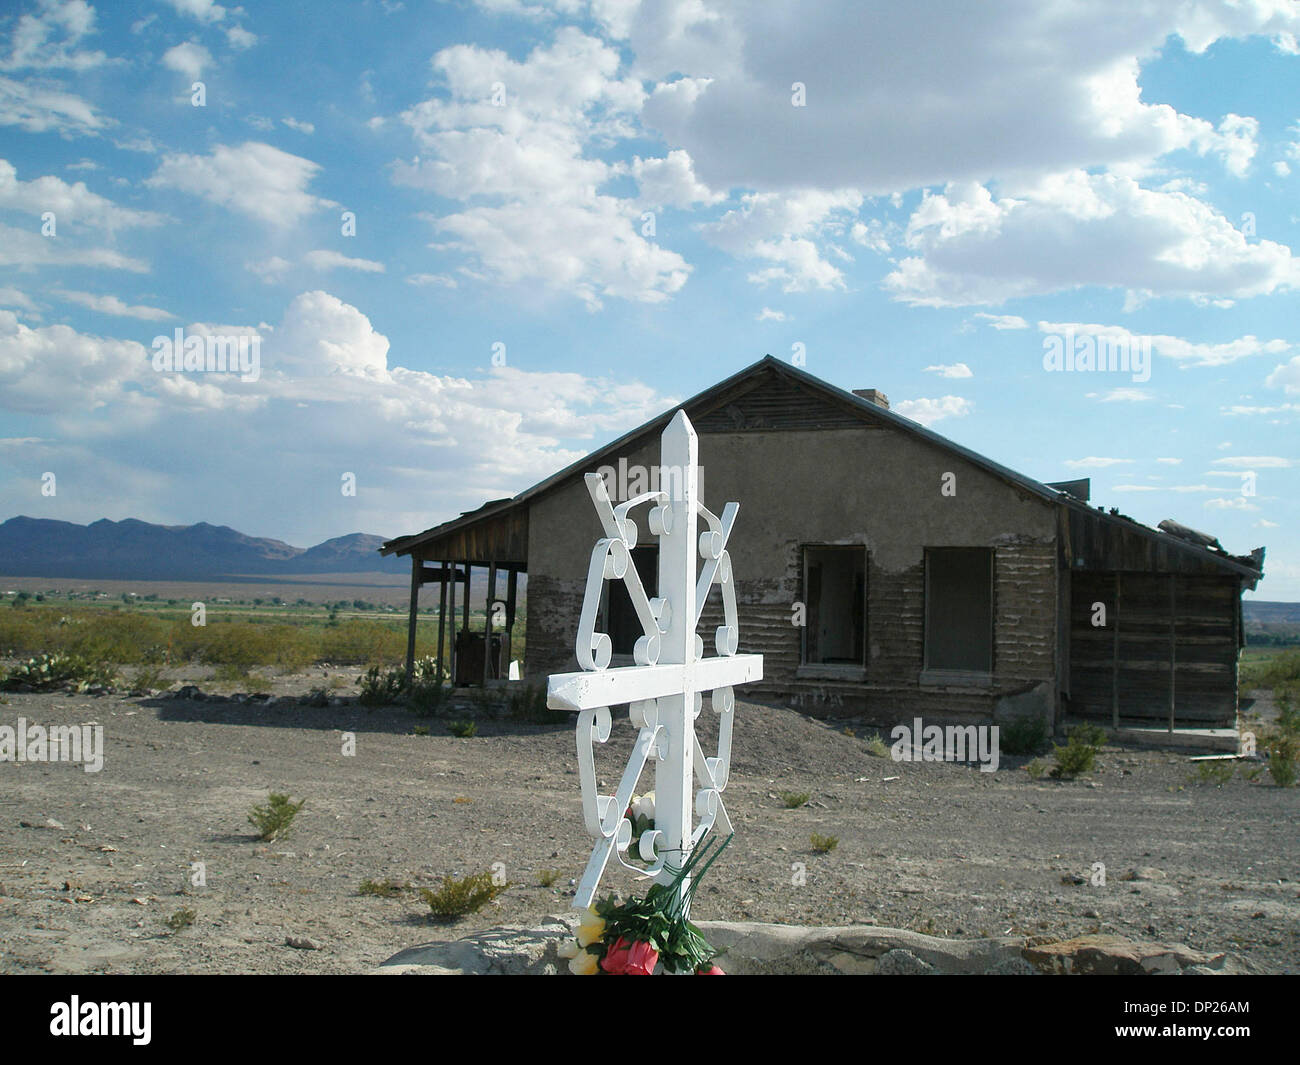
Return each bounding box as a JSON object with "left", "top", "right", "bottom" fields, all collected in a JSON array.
[
  {"left": 436, "top": 560, "right": 449, "bottom": 682},
  {"left": 1169, "top": 574, "right": 1177, "bottom": 733},
  {"left": 484, "top": 561, "right": 497, "bottom": 686},
  {"left": 447, "top": 560, "right": 458, "bottom": 686},
  {"left": 505, "top": 567, "right": 518, "bottom": 672},
  {"left": 1111, "top": 572, "right": 1121, "bottom": 730},
  {"left": 405, "top": 554, "right": 421, "bottom": 681}
]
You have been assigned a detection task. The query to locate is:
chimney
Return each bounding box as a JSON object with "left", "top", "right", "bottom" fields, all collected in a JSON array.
[{"left": 853, "top": 388, "right": 889, "bottom": 410}]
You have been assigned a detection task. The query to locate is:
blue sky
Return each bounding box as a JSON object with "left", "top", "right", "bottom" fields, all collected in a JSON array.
[{"left": 0, "top": 0, "right": 1296, "bottom": 596}]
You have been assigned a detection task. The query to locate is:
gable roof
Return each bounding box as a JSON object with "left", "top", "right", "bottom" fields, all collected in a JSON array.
[{"left": 380, "top": 356, "right": 1263, "bottom": 583}]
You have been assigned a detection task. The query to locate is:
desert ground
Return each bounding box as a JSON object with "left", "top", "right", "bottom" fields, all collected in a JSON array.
[{"left": 0, "top": 671, "right": 1296, "bottom": 975}]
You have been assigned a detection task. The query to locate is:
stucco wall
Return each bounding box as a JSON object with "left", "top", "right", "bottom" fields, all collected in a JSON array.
[{"left": 525, "top": 425, "right": 1059, "bottom": 724}]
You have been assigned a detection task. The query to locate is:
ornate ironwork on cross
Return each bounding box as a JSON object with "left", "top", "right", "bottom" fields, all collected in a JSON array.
[{"left": 547, "top": 410, "right": 763, "bottom": 910}]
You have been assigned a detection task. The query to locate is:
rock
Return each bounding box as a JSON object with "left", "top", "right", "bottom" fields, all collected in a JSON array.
[
  {"left": 173, "top": 685, "right": 205, "bottom": 701},
  {"left": 874, "top": 949, "right": 935, "bottom": 975},
  {"left": 1021, "top": 933, "right": 1246, "bottom": 975},
  {"left": 45, "top": 818, "right": 65, "bottom": 830},
  {"left": 984, "top": 957, "right": 1040, "bottom": 975},
  {"left": 285, "top": 936, "right": 323, "bottom": 951}
]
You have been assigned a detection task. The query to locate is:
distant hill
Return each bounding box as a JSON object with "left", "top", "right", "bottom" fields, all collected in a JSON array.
[
  {"left": 1243, "top": 600, "right": 1300, "bottom": 625},
  {"left": 0, "top": 517, "right": 405, "bottom": 579}
]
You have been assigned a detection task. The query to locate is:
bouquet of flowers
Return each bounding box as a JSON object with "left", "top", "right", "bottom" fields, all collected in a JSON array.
[{"left": 559, "top": 833, "right": 732, "bottom": 975}]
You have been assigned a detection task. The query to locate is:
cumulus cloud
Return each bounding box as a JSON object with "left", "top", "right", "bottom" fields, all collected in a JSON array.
[
  {"left": 0, "top": 159, "right": 162, "bottom": 229},
  {"left": 0, "top": 0, "right": 107, "bottom": 72},
  {"left": 147, "top": 142, "right": 334, "bottom": 227},
  {"left": 394, "top": 28, "right": 689, "bottom": 308},
  {"left": 1266, "top": 355, "right": 1300, "bottom": 394},
  {"left": 1036, "top": 320, "right": 1290, "bottom": 368},
  {"left": 0, "top": 74, "right": 105, "bottom": 135},
  {"left": 892, "top": 394, "right": 972, "bottom": 426},
  {"left": 160, "top": 41, "right": 211, "bottom": 82},
  {"left": 633, "top": 1, "right": 1299, "bottom": 193},
  {"left": 924, "top": 363, "right": 972, "bottom": 379},
  {"left": 885, "top": 174, "right": 1298, "bottom": 306}
]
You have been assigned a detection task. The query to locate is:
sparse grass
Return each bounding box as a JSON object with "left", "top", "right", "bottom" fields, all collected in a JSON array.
[
  {"left": 779, "top": 791, "right": 811, "bottom": 808},
  {"left": 447, "top": 719, "right": 477, "bottom": 738},
  {"left": 1001, "top": 716, "right": 1048, "bottom": 756},
  {"left": 508, "top": 683, "right": 553, "bottom": 724},
  {"left": 412, "top": 725, "right": 430, "bottom": 736},
  {"left": 1188, "top": 761, "right": 1235, "bottom": 787},
  {"left": 863, "top": 733, "right": 890, "bottom": 758},
  {"left": 127, "top": 665, "right": 167, "bottom": 694},
  {"left": 164, "top": 907, "right": 196, "bottom": 932},
  {"left": 810, "top": 833, "right": 839, "bottom": 854},
  {"left": 1261, "top": 692, "right": 1299, "bottom": 788},
  {"left": 535, "top": 868, "right": 562, "bottom": 888},
  {"left": 247, "top": 792, "right": 305, "bottom": 842},
  {"left": 1026, "top": 758, "right": 1049, "bottom": 780},
  {"left": 419, "top": 871, "right": 508, "bottom": 920},
  {"left": 358, "top": 878, "right": 410, "bottom": 898}
]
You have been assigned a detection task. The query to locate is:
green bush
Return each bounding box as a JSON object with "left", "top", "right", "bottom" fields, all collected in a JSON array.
[
  {"left": 419, "top": 871, "right": 508, "bottom": 920},
  {"left": 0, "top": 652, "right": 116, "bottom": 692},
  {"left": 779, "top": 791, "right": 811, "bottom": 808},
  {"left": 1001, "top": 716, "right": 1048, "bottom": 756},
  {"left": 1067, "top": 723, "right": 1108, "bottom": 749},
  {"left": 864, "top": 733, "right": 890, "bottom": 758},
  {"left": 358, "top": 665, "right": 407, "bottom": 707},
  {"left": 358, "top": 878, "right": 409, "bottom": 898},
  {"left": 248, "top": 792, "right": 305, "bottom": 841},
  {"left": 1026, "top": 757, "right": 1049, "bottom": 780},
  {"left": 507, "top": 683, "right": 552, "bottom": 724},
  {"left": 810, "top": 833, "right": 839, "bottom": 854},
  {"left": 1051, "top": 738, "right": 1098, "bottom": 779},
  {"left": 447, "top": 719, "right": 477, "bottom": 738},
  {"left": 164, "top": 907, "right": 196, "bottom": 932}
]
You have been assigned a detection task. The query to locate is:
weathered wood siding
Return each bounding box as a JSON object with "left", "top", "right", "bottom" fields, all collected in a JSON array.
[{"left": 1068, "top": 572, "right": 1239, "bottom": 726}]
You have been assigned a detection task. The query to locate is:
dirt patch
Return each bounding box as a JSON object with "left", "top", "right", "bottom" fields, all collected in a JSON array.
[{"left": 1, "top": 680, "right": 1296, "bottom": 974}]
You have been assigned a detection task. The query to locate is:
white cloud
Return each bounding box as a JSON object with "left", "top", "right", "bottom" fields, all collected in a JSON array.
[
  {"left": 1095, "top": 387, "right": 1153, "bottom": 402},
  {"left": 1037, "top": 320, "right": 1290, "bottom": 368},
  {"left": 162, "top": 0, "right": 227, "bottom": 24},
  {"left": 886, "top": 174, "right": 1298, "bottom": 306},
  {"left": 756, "top": 307, "right": 787, "bottom": 322},
  {"left": 0, "top": 159, "right": 162, "bottom": 229},
  {"left": 1255, "top": 519, "right": 1280, "bottom": 528},
  {"left": 1212, "top": 456, "right": 1294, "bottom": 468},
  {"left": 634, "top": 3, "right": 1300, "bottom": 194},
  {"left": 282, "top": 116, "right": 314, "bottom": 134},
  {"left": 1065, "top": 457, "right": 1135, "bottom": 469},
  {"left": 700, "top": 189, "right": 862, "bottom": 292},
  {"left": 0, "top": 286, "right": 39, "bottom": 313},
  {"left": 227, "top": 25, "right": 257, "bottom": 50},
  {"left": 0, "top": 74, "right": 105, "bottom": 135},
  {"left": 1113, "top": 483, "right": 1214, "bottom": 492},
  {"left": 302, "top": 250, "right": 386, "bottom": 273},
  {"left": 160, "top": 42, "right": 211, "bottom": 82},
  {"left": 395, "top": 29, "right": 687, "bottom": 307},
  {"left": 147, "top": 142, "right": 334, "bottom": 227},
  {"left": 1274, "top": 160, "right": 1291, "bottom": 177},
  {"left": 974, "top": 313, "right": 1028, "bottom": 330},
  {"left": 246, "top": 256, "right": 292, "bottom": 283},
  {"left": 0, "top": 309, "right": 149, "bottom": 413},
  {"left": 893, "top": 395, "right": 972, "bottom": 426},
  {"left": 1266, "top": 355, "right": 1300, "bottom": 394},
  {"left": 1155, "top": 457, "right": 1182, "bottom": 465},
  {"left": 1205, "top": 496, "right": 1259, "bottom": 510},
  {"left": 406, "top": 273, "right": 457, "bottom": 288},
  {"left": 0, "top": 0, "right": 107, "bottom": 72},
  {"left": 633, "top": 149, "right": 723, "bottom": 208},
  {"left": 924, "top": 363, "right": 972, "bottom": 379},
  {"left": 52, "top": 289, "right": 173, "bottom": 321},
  {"left": 0, "top": 223, "right": 147, "bottom": 272}
]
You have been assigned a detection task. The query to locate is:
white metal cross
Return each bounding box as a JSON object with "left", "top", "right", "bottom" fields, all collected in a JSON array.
[{"left": 547, "top": 410, "right": 763, "bottom": 909}]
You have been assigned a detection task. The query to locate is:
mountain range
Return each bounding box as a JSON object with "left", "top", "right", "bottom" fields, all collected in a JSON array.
[{"left": 0, "top": 517, "right": 406, "bottom": 579}]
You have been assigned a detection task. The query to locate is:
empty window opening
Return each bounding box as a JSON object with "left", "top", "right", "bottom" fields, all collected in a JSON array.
[
  {"left": 802, "top": 546, "right": 866, "bottom": 666},
  {"left": 924, "top": 547, "right": 993, "bottom": 673}
]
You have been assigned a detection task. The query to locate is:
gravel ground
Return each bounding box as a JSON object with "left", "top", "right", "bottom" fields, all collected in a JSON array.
[{"left": 1, "top": 671, "right": 1296, "bottom": 974}]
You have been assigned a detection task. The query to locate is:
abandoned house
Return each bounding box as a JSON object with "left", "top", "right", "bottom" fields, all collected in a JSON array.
[{"left": 381, "top": 356, "right": 1265, "bottom": 731}]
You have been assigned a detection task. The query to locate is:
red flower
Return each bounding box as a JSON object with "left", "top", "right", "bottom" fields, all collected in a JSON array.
[
  {"left": 624, "top": 939, "right": 659, "bottom": 976},
  {"left": 696, "top": 965, "right": 726, "bottom": 975},
  {"left": 600, "top": 937, "right": 659, "bottom": 975},
  {"left": 600, "top": 937, "right": 631, "bottom": 974}
]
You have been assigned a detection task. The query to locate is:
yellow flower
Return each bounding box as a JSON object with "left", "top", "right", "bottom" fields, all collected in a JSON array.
[
  {"left": 576, "top": 912, "right": 606, "bottom": 948},
  {"left": 568, "top": 950, "right": 599, "bottom": 975},
  {"left": 557, "top": 939, "right": 580, "bottom": 960}
]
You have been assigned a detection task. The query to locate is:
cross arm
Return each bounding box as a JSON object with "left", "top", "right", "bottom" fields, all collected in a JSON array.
[{"left": 547, "top": 655, "right": 763, "bottom": 712}]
